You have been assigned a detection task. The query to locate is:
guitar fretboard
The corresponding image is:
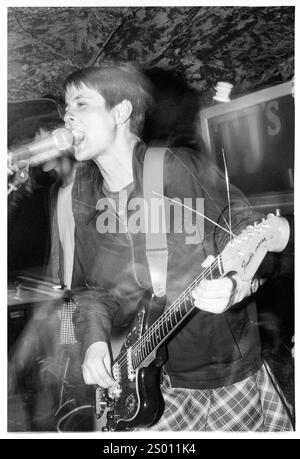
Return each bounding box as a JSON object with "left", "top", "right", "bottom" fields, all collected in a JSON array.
[{"left": 129, "top": 252, "right": 225, "bottom": 369}]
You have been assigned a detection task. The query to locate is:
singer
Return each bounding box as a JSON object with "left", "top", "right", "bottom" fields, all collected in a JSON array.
[{"left": 61, "top": 64, "right": 293, "bottom": 431}]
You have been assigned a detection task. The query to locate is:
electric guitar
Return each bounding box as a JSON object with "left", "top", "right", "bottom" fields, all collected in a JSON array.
[{"left": 95, "top": 212, "right": 290, "bottom": 431}]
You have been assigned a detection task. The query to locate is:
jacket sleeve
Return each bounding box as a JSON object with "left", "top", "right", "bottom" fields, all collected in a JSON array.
[
  {"left": 70, "top": 162, "right": 121, "bottom": 354},
  {"left": 73, "top": 283, "right": 120, "bottom": 356},
  {"left": 43, "top": 182, "right": 62, "bottom": 284}
]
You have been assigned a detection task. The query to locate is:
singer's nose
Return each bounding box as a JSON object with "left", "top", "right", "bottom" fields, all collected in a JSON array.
[{"left": 64, "top": 110, "right": 75, "bottom": 128}]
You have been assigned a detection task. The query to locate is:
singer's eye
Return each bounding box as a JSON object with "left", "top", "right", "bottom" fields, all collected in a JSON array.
[{"left": 76, "top": 102, "right": 87, "bottom": 109}]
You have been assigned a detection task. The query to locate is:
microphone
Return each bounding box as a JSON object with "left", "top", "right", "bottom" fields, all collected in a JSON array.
[{"left": 11, "top": 128, "right": 74, "bottom": 168}]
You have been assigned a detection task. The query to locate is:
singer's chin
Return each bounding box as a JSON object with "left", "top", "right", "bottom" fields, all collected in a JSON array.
[
  {"left": 74, "top": 145, "right": 89, "bottom": 161},
  {"left": 74, "top": 149, "right": 82, "bottom": 161}
]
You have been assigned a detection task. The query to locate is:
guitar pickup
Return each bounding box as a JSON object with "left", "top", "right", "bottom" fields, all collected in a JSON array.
[
  {"left": 127, "top": 347, "right": 135, "bottom": 382},
  {"left": 95, "top": 386, "right": 107, "bottom": 419}
]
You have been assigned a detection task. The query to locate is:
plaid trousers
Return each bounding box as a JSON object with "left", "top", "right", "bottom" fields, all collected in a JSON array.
[{"left": 141, "top": 362, "right": 294, "bottom": 432}]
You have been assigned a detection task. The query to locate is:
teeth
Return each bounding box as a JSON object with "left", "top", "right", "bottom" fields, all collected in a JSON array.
[{"left": 72, "top": 130, "right": 85, "bottom": 145}]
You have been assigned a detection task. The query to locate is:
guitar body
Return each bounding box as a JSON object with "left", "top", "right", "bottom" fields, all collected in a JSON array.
[{"left": 97, "top": 289, "right": 166, "bottom": 431}]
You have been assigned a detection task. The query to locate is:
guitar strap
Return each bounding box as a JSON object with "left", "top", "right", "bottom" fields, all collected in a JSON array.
[{"left": 143, "top": 147, "right": 168, "bottom": 298}]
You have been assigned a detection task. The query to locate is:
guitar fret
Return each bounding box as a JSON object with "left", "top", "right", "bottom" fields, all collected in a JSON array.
[
  {"left": 139, "top": 348, "right": 144, "bottom": 366},
  {"left": 209, "top": 264, "right": 213, "bottom": 280},
  {"left": 162, "top": 320, "right": 168, "bottom": 338},
  {"left": 157, "top": 324, "right": 162, "bottom": 343},
  {"left": 141, "top": 342, "right": 147, "bottom": 361},
  {"left": 178, "top": 303, "right": 183, "bottom": 320},
  {"left": 166, "top": 314, "right": 171, "bottom": 333},
  {"left": 146, "top": 338, "right": 150, "bottom": 356},
  {"left": 151, "top": 331, "right": 155, "bottom": 352},
  {"left": 144, "top": 334, "right": 149, "bottom": 356},
  {"left": 174, "top": 306, "right": 181, "bottom": 324},
  {"left": 149, "top": 333, "right": 154, "bottom": 353},
  {"left": 184, "top": 294, "right": 189, "bottom": 313}
]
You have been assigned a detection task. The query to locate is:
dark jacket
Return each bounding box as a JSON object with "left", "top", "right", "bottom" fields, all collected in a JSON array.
[
  {"left": 71, "top": 143, "right": 263, "bottom": 389},
  {"left": 45, "top": 179, "right": 64, "bottom": 286}
]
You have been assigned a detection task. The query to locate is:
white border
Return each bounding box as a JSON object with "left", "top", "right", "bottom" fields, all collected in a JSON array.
[{"left": 1, "top": 0, "right": 299, "bottom": 440}]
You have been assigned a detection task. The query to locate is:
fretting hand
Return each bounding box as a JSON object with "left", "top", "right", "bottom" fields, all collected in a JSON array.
[{"left": 191, "top": 255, "right": 252, "bottom": 314}]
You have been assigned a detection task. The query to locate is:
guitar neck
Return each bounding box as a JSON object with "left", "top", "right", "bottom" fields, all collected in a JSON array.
[{"left": 130, "top": 252, "right": 225, "bottom": 369}]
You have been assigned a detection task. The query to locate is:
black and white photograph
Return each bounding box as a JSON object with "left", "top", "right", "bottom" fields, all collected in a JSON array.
[{"left": 4, "top": 1, "right": 297, "bottom": 439}]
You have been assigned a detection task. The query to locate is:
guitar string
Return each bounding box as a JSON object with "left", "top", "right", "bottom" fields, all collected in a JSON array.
[
  {"left": 112, "top": 226, "right": 262, "bottom": 372},
  {"left": 113, "top": 252, "right": 228, "bottom": 372}
]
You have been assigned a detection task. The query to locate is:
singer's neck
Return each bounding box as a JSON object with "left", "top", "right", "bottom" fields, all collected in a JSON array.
[{"left": 94, "top": 132, "right": 138, "bottom": 193}]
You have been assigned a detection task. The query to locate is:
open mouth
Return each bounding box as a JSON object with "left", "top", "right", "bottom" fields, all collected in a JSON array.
[{"left": 71, "top": 130, "right": 85, "bottom": 146}]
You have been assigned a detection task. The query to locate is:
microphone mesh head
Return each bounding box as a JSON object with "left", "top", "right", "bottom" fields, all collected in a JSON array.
[{"left": 52, "top": 128, "right": 74, "bottom": 150}]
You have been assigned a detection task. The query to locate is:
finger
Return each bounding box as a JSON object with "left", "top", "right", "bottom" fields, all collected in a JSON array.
[
  {"left": 87, "top": 360, "right": 115, "bottom": 388},
  {"left": 201, "top": 255, "right": 215, "bottom": 268},
  {"left": 82, "top": 358, "right": 106, "bottom": 386},
  {"left": 85, "top": 364, "right": 109, "bottom": 387},
  {"left": 82, "top": 365, "right": 94, "bottom": 385},
  {"left": 192, "top": 282, "right": 232, "bottom": 300},
  {"left": 192, "top": 285, "right": 231, "bottom": 299},
  {"left": 198, "top": 278, "right": 233, "bottom": 291},
  {"left": 193, "top": 299, "right": 226, "bottom": 314}
]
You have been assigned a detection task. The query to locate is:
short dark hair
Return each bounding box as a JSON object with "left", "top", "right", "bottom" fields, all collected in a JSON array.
[{"left": 63, "top": 65, "right": 153, "bottom": 137}]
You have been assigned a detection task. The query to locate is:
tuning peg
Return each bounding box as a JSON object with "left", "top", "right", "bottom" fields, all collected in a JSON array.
[
  {"left": 246, "top": 225, "right": 254, "bottom": 236},
  {"left": 254, "top": 222, "right": 261, "bottom": 232}
]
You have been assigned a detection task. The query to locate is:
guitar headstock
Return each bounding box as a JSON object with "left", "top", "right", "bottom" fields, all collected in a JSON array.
[
  {"left": 261, "top": 212, "right": 290, "bottom": 252},
  {"left": 221, "top": 212, "right": 290, "bottom": 281}
]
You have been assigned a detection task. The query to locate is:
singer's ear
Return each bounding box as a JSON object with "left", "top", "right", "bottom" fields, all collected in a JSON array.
[{"left": 113, "top": 99, "right": 133, "bottom": 126}]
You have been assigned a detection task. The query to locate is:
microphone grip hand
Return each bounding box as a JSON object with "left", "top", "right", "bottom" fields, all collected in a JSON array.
[{"left": 8, "top": 168, "right": 30, "bottom": 195}]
